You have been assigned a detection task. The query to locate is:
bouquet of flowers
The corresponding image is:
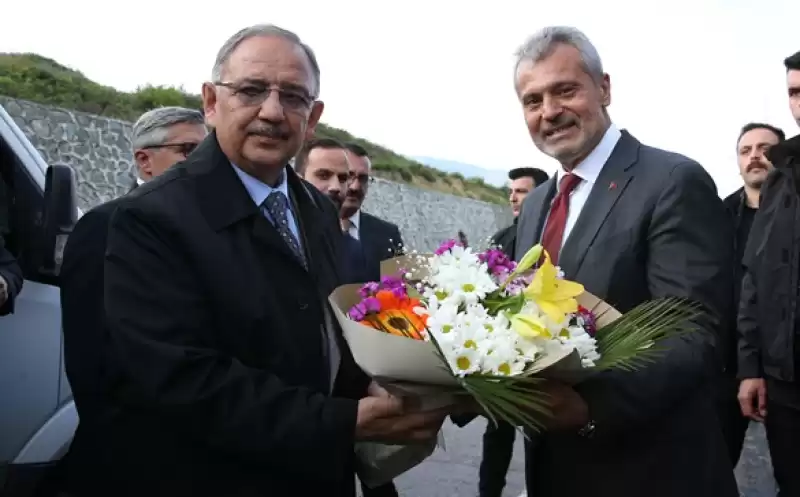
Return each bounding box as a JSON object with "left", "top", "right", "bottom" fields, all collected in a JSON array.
[{"left": 329, "top": 239, "right": 700, "bottom": 431}]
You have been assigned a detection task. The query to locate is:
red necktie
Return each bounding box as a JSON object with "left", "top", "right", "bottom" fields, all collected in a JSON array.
[{"left": 541, "top": 173, "right": 582, "bottom": 266}]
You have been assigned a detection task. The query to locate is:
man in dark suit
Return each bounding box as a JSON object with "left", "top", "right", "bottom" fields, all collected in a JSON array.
[
  {"left": 59, "top": 106, "right": 207, "bottom": 494},
  {"left": 92, "top": 25, "right": 445, "bottom": 497},
  {"left": 340, "top": 144, "right": 403, "bottom": 282},
  {"left": 478, "top": 166, "right": 549, "bottom": 497},
  {"left": 510, "top": 27, "right": 737, "bottom": 497},
  {"left": 0, "top": 234, "right": 22, "bottom": 316}
]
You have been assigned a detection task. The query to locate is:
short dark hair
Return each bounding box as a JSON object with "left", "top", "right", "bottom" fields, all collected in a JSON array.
[
  {"left": 737, "top": 122, "right": 785, "bottom": 147},
  {"left": 344, "top": 142, "right": 369, "bottom": 158},
  {"left": 784, "top": 50, "right": 800, "bottom": 72},
  {"left": 508, "top": 167, "right": 549, "bottom": 186},
  {"left": 294, "top": 138, "right": 346, "bottom": 174}
]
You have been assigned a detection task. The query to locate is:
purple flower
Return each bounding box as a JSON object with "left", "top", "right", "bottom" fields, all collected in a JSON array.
[
  {"left": 390, "top": 286, "right": 408, "bottom": 299},
  {"left": 435, "top": 239, "right": 461, "bottom": 255},
  {"left": 358, "top": 282, "right": 380, "bottom": 299},
  {"left": 380, "top": 275, "right": 405, "bottom": 290},
  {"left": 348, "top": 296, "right": 381, "bottom": 321},
  {"left": 363, "top": 297, "right": 381, "bottom": 313},
  {"left": 504, "top": 273, "right": 533, "bottom": 296},
  {"left": 348, "top": 303, "right": 366, "bottom": 321},
  {"left": 479, "top": 248, "right": 517, "bottom": 277}
]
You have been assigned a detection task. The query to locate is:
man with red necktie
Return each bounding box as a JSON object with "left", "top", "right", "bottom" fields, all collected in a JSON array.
[{"left": 510, "top": 26, "right": 736, "bottom": 497}]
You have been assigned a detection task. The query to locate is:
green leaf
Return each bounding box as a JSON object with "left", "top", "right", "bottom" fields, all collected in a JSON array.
[{"left": 591, "top": 297, "right": 701, "bottom": 372}]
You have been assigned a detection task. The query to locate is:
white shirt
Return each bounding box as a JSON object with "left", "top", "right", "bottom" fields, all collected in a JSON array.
[
  {"left": 552, "top": 124, "right": 621, "bottom": 249},
  {"left": 346, "top": 210, "right": 361, "bottom": 240}
]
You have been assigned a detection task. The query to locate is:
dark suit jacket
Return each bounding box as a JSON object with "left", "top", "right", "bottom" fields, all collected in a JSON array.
[
  {"left": 84, "top": 133, "right": 369, "bottom": 497},
  {"left": 358, "top": 212, "right": 403, "bottom": 281},
  {"left": 490, "top": 220, "right": 517, "bottom": 260},
  {"left": 515, "top": 130, "right": 737, "bottom": 497},
  {"left": 0, "top": 234, "right": 22, "bottom": 315},
  {"left": 59, "top": 195, "right": 128, "bottom": 493}
]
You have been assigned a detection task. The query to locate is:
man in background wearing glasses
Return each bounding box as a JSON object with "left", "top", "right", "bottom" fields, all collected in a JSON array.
[
  {"left": 130, "top": 107, "right": 207, "bottom": 189},
  {"left": 340, "top": 144, "right": 404, "bottom": 284}
]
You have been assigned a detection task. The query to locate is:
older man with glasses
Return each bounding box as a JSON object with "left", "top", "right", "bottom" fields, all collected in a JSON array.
[
  {"left": 78, "top": 24, "right": 446, "bottom": 497},
  {"left": 130, "top": 106, "right": 207, "bottom": 189}
]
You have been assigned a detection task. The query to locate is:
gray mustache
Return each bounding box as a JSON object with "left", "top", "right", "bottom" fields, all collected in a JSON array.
[{"left": 249, "top": 127, "right": 289, "bottom": 140}]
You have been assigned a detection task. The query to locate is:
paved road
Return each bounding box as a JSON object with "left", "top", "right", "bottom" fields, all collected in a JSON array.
[
  {"left": 395, "top": 418, "right": 525, "bottom": 497},
  {"left": 383, "top": 419, "right": 777, "bottom": 497}
]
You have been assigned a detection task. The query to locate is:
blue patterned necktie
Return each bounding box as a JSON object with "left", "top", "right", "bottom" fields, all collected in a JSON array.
[{"left": 262, "top": 191, "right": 307, "bottom": 268}]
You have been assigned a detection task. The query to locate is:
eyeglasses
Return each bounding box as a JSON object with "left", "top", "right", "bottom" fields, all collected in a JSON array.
[
  {"left": 214, "top": 81, "right": 314, "bottom": 112},
  {"left": 143, "top": 142, "right": 198, "bottom": 157}
]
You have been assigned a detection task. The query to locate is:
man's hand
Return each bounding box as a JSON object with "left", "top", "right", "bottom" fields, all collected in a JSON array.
[
  {"left": 355, "top": 382, "right": 447, "bottom": 444},
  {"left": 539, "top": 381, "right": 590, "bottom": 430},
  {"left": 738, "top": 378, "right": 767, "bottom": 421}
]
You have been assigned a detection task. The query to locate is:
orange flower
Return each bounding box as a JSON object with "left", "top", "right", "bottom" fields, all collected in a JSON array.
[{"left": 359, "top": 290, "right": 427, "bottom": 340}]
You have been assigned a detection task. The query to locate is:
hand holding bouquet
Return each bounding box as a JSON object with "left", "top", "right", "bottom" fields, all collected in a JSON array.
[{"left": 330, "top": 239, "right": 700, "bottom": 431}]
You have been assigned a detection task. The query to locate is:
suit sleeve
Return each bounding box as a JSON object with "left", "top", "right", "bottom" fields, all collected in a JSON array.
[
  {"left": 0, "top": 234, "right": 23, "bottom": 315},
  {"left": 59, "top": 208, "right": 112, "bottom": 396},
  {"left": 103, "top": 202, "right": 359, "bottom": 479},
  {"left": 737, "top": 269, "right": 761, "bottom": 379},
  {"left": 575, "top": 161, "right": 732, "bottom": 439},
  {"left": 736, "top": 182, "right": 771, "bottom": 379}
]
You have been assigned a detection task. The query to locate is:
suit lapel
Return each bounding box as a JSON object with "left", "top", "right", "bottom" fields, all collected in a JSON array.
[
  {"left": 288, "top": 170, "right": 339, "bottom": 281},
  {"left": 558, "top": 131, "right": 639, "bottom": 277},
  {"left": 516, "top": 179, "right": 556, "bottom": 261},
  {"left": 531, "top": 180, "right": 557, "bottom": 244}
]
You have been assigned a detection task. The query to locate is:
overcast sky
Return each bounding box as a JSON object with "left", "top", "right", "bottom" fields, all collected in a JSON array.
[{"left": 3, "top": 0, "right": 798, "bottom": 196}]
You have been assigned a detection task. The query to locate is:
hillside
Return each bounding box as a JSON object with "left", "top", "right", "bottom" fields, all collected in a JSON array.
[{"left": 0, "top": 53, "right": 508, "bottom": 204}]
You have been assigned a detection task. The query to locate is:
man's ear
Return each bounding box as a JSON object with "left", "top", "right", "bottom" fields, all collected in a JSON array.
[
  {"left": 201, "top": 82, "right": 218, "bottom": 128},
  {"left": 134, "top": 149, "right": 152, "bottom": 179},
  {"left": 600, "top": 73, "right": 611, "bottom": 107},
  {"left": 305, "top": 100, "right": 325, "bottom": 140}
]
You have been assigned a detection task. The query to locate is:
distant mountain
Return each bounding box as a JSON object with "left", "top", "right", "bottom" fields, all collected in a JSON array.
[{"left": 412, "top": 156, "right": 509, "bottom": 187}]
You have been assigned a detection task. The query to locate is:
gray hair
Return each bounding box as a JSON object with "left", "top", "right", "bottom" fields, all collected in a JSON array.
[
  {"left": 211, "top": 24, "right": 321, "bottom": 98},
  {"left": 131, "top": 106, "right": 205, "bottom": 150},
  {"left": 514, "top": 26, "right": 604, "bottom": 83}
]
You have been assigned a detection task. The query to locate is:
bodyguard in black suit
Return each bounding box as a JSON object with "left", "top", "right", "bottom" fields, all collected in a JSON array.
[
  {"left": 509, "top": 27, "right": 737, "bottom": 497},
  {"left": 91, "top": 25, "right": 444, "bottom": 497},
  {"left": 59, "top": 106, "right": 207, "bottom": 493}
]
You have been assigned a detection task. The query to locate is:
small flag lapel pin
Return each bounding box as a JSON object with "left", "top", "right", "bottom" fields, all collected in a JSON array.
[{"left": 608, "top": 181, "right": 617, "bottom": 190}]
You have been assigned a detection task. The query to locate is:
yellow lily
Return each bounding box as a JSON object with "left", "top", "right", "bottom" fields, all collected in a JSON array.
[
  {"left": 523, "top": 250, "right": 585, "bottom": 323},
  {"left": 508, "top": 312, "right": 552, "bottom": 339}
]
